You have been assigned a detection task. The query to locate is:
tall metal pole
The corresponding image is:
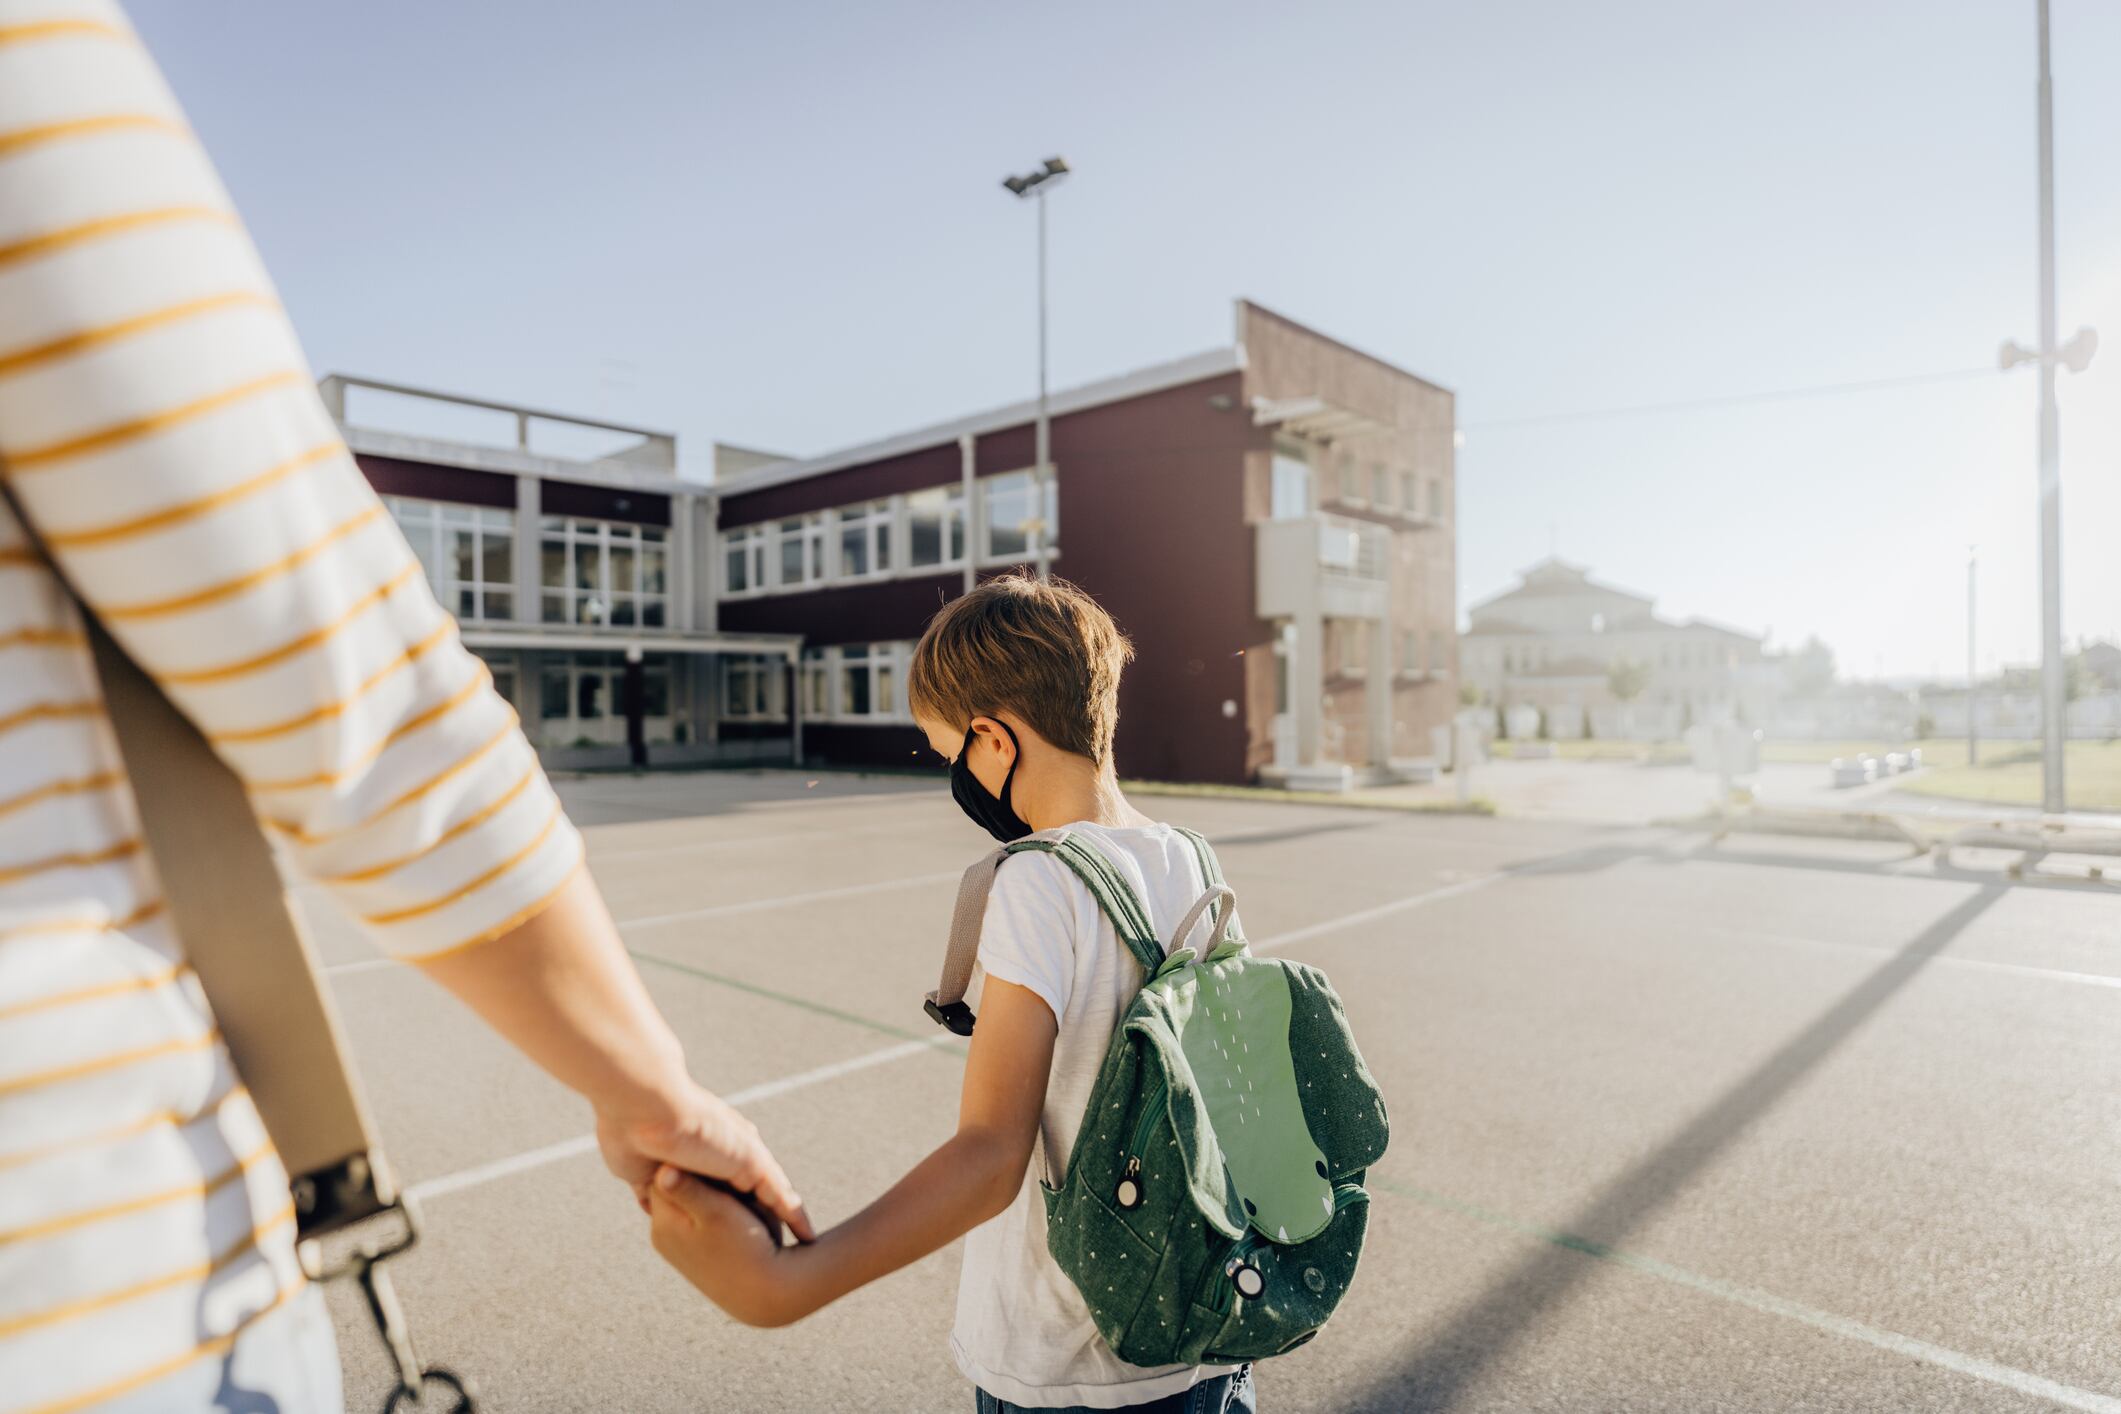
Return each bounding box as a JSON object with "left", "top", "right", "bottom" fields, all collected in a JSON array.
[
  {"left": 1033, "top": 187, "right": 1052, "bottom": 583},
  {"left": 2035, "top": 0, "right": 2065, "bottom": 812},
  {"left": 1967, "top": 546, "right": 1979, "bottom": 767}
]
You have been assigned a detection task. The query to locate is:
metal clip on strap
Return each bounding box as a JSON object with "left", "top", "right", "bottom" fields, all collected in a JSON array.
[{"left": 306, "top": 1201, "right": 478, "bottom": 1413}]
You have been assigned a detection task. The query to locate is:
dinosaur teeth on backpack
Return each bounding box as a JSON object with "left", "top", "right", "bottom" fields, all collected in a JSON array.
[{"left": 927, "top": 826, "right": 1389, "bottom": 1367}]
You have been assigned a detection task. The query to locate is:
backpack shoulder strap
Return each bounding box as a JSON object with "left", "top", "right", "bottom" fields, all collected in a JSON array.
[
  {"left": 1170, "top": 825, "right": 1244, "bottom": 953},
  {"left": 923, "top": 830, "right": 1165, "bottom": 1036},
  {"left": 1172, "top": 825, "right": 1223, "bottom": 889}
]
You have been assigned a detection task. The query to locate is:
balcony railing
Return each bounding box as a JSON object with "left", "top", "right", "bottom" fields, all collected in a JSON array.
[{"left": 1256, "top": 513, "right": 1390, "bottom": 621}]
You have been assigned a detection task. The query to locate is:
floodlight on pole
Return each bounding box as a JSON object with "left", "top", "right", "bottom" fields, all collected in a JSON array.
[
  {"left": 1000, "top": 156, "right": 1071, "bottom": 583},
  {"left": 1999, "top": 0, "right": 2096, "bottom": 815}
]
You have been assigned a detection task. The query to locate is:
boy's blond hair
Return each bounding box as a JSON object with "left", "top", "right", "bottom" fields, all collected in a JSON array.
[{"left": 908, "top": 574, "right": 1134, "bottom": 765}]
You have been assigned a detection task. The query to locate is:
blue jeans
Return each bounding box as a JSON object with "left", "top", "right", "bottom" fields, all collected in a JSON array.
[{"left": 975, "top": 1365, "right": 1256, "bottom": 1414}]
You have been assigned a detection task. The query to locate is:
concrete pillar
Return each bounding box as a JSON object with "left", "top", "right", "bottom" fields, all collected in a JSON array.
[
  {"left": 671, "top": 491, "right": 697, "bottom": 632},
  {"left": 1369, "top": 599, "right": 1394, "bottom": 770},
  {"left": 960, "top": 433, "right": 977, "bottom": 595},
  {"left": 513, "top": 474, "right": 541, "bottom": 624},
  {"left": 1294, "top": 607, "right": 1324, "bottom": 766}
]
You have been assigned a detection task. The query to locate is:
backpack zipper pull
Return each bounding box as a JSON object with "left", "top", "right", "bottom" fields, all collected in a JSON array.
[{"left": 1114, "top": 1156, "right": 1143, "bottom": 1210}]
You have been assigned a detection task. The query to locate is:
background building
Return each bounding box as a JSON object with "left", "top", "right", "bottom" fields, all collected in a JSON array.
[
  {"left": 321, "top": 376, "right": 801, "bottom": 770},
  {"left": 714, "top": 300, "right": 1458, "bottom": 787},
  {"left": 1461, "top": 558, "right": 1770, "bottom": 738}
]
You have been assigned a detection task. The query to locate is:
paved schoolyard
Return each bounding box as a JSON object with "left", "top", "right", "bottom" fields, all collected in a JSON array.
[{"left": 301, "top": 770, "right": 2121, "bottom": 1413}]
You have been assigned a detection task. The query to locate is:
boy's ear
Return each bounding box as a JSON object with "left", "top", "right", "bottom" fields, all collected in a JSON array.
[{"left": 968, "top": 714, "right": 1018, "bottom": 768}]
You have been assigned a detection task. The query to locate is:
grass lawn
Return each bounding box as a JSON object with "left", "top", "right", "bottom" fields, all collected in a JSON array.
[{"left": 1761, "top": 737, "right": 2121, "bottom": 812}]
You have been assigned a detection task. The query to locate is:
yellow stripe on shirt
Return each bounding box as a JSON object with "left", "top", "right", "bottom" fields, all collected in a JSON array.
[
  {"left": 99, "top": 502, "right": 386, "bottom": 621},
  {"left": 206, "top": 618, "right": 455, "bottom": 744},
  {"left": 24, "top": 1276, "right": 303, "bottom": 1414},
  {"left": 365, "top": 800, "right": 565, "bottom": 926},
  {"left": 4, "top": 368, "right": 303, "bottom": 473},
  {"left": 0, "top": 769, "right": 121, "bottom": 820},
  {"left": 0, "top": 206, "right": 238, "bottom": 273},
  {"left": 39, "top": 440, "right": 343, "bottom": 549},
  {"left": 0, "top": 1199, "right": 295, "bottom": 1341},
  {"left": 0, "top": 1140, "right": 266, "bottom": 1246},
  {"left": 157, "top": 559, "right": 422, "bottom": 686},
  {"left": 320, "top": 759, "right": 538, "bottom": 885},
  {"left": 0, "top": 290, "right": 278, "bottom": 381},
  {"left": 0, "top": 19, "right": 132, "bottom": 47},
  {"left": 0, "top": 958, "right": 185, "bottom": 1025},
  {"left": 249, "top": 659, "right": 488, "bottom": 792},
  {"left": 0, "top": 1026, "right": 213, "bottom": 1100},
  {"left": 0, "top": 113, "right": 186, "bottom": 162}
]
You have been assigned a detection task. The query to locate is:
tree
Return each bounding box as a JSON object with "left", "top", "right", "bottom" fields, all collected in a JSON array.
[
  {"left": 1785, "top": 635, "right": 1837, "bottom": 697},
  {"left": 1607, "top": 658, "right": 1649, "bottom": 703}
]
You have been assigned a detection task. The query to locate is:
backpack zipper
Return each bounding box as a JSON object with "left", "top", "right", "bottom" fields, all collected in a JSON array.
[
  {"left": 1198, "top": 1184, "right": 1369, "bottom": 1314},
  {"left": 1114, "top": 1073, "right": 1168, "bottom": 1208}
]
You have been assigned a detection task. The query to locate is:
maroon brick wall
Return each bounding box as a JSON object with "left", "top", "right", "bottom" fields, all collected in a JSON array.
[{"left": 714, "top": 371, "right": 1263, "bottom": 784}]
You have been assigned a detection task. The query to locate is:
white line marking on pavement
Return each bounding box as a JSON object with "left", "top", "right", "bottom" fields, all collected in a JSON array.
[
  {"left": 1683, "top": 918, "right": 2121, "bottom": 992},
  {"left": 1399, "top": 1179, "right": 2121, "bottom": 1413},
  {"left": 1252, "top": 870, "right": 1508, "bottom": 953},
  {"left": 407, "top": 1039, "right": 936, "bottom": 1204},
  {"left": 616, "top": 870, "right": 965, "bottom": 929}
]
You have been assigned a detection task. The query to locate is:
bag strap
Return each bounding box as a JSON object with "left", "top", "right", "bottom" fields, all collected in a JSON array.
[
  {"left": 1169, "top": 827, "right": 1242, "bottom": 953},
  {"left": 2, "top": 483, "right": 391, "bottom": 1235},
  {"left": 923, "top": 829, "right": 1167, "bottom": 1035}
]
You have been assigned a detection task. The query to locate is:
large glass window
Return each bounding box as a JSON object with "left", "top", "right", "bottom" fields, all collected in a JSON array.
[
  {"left": 979, "top": 471, "right": 1057, "bottom": 562},
  {"left": 540, "top": 516, "right": 669, "bottom": 627},
  {"left": 773, "top": 514, "right": 827, "bottom": 589},
  {"left": 837, "top": 500, "right": 893, "bottom": 579},
  {"left": 722, "top": 656, "right": 783, "bottom": 720},
  {"left": 1271, "top": 448, "right": 1310, "bottom": 520},
  {"left": 725, "top": 524, "right": 766, "bottom": 594},
  {"left": 386, "top": 497, "right": 514, "bottom": 622},
  {"left": 537, "top": 651, "right": 680, "bottom": 747},
  {"left": 906, "top": 486, "right": 965, "bottom": 569},
  {"left": 798, "top": 643, "right": 912, "bottom": 722}
]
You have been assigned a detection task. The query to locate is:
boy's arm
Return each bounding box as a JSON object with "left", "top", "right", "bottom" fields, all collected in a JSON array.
[{"left": 648, "top": 977, "right": 1057, "bottom": 1327}]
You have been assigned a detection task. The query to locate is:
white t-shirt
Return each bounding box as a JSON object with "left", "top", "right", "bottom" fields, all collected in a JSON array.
[{"left": 950, "top": 821, "right": 1238, "bottom": 1409}]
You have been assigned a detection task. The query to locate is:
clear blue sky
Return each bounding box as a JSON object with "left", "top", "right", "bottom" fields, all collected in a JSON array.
[{"left": 131, "top": 0, "right": 2121, "bottom": 681}]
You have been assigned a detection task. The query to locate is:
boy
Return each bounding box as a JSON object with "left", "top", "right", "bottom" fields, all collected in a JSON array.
[{"left": 647, "top": 574, "right": 1257, "bottom": 1413}]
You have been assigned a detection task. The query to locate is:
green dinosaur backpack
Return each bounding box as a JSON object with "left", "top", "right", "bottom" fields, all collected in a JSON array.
[{"left": 924, "top": 826, "right": 1389, "bottom": 1367}]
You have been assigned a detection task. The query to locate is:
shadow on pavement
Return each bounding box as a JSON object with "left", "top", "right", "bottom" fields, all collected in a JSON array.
[{"left": 1347, "top": 881, "right": 2008, "bottom": 1413}]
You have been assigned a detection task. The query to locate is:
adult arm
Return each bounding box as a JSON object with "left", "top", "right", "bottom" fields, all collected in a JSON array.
[{"left": 0, "top": 6, "right": 804, "bottom": 1236}]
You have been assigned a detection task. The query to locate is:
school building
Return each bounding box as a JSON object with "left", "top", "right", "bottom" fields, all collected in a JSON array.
[{"left": 326, "top": 299, "right": 1460, "bottom": 788}]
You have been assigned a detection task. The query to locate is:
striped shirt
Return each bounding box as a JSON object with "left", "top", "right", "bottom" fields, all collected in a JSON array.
[{"left": 0, "top": 4, "right": 587, "bottom": 1408}]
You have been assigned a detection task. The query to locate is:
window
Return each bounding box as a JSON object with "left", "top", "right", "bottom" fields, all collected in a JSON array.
[
  {"left": 1271, "top": 447, "right": 1311, "bottom": 521},
  {"left": 724, "top": 524, "right": 766, "bottom": 594},
  {"left": 722, "top": 656, "right": 783, "bottom": 721},
  {"left": 1402, "top": 472, "right": 1418, "bottom": 515},
  {"left": 979, "top": 471, "right": 1057, "bottom": 563},
  {"left": 537, "top": 651, "right": 681, "bottom": 747},
  {"left": 1371, "top": 465, "right": 1391, "bottom": 506},
  {"left": 773, "top": 514, "right": 827, "bottom": 589},
  {"left": 541, "top": 516, "right": 669, "bottom": 627},
  {"left": 386, "top": 497, "right": 514, "bottom": 622},
  {"left": 906, "top": 486, "right": 966, "bottom": 568},
  {"left": 799, "top": 643, "right": 912, "bottom": 722},
  {"left": 837, "top": 500, "right": 893, "bottom": 579}
]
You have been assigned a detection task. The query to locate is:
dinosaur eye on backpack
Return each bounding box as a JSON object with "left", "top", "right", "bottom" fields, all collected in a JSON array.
[{"left": 928, "top": 827, "right": 1390, "bottom": 1368}]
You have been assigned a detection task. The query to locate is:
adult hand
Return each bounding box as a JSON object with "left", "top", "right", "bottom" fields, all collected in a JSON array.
[{"left": 596, "top": 1079, "right": 814, "bottom": 1241}]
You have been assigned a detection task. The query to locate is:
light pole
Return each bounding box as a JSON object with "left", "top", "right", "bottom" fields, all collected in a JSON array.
[
  {"left": 1002, "top": 156, "right": 1069, "bottom": 583},
  {"left": 2000, "top": 0, "right": 2097, "bottom": 814},
  {"left": 1967, "top": 546, "right": 1978, "bottom": 767}
]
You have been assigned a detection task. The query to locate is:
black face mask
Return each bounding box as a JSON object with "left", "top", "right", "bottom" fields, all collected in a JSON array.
[{"left": 951, "top": 723, "right": 1032, "bottom": 843}]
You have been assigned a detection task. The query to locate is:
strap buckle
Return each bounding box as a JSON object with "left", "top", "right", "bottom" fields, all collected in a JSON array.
[
  {"left": 924, "top": 996, "right": 977, "bottom": 1036},
  {"left": 303, "top": 1197, "right": 478, "bottom": 1412}
]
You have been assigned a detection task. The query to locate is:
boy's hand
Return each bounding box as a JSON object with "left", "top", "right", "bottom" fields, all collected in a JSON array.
[
  {"left": 648, "top": 1165, "right": 811, "bottom": 1328},
  {"left": 598, "top": 1081, "right": 814, "bottom": 1241}
]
